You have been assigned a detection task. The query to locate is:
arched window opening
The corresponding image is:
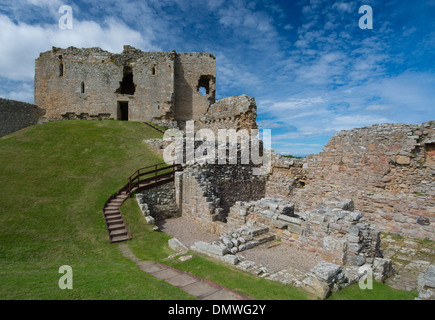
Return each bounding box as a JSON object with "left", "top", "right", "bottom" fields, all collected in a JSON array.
[{"left": 59, "top": 63, "right": 64, "bottom": 77}]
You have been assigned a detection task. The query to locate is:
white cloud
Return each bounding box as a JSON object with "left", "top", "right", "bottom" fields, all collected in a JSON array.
[
  {"left": 0, "top": 14, "right": 157, "bottom": 81},
  {"left": 0, "top": 80, "right": 33, "bottom": 103},
  {"left": 332, "top": 2, "right": 353, "bottom": 13}
]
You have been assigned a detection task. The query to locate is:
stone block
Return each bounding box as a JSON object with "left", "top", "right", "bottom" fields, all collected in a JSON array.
[
  {"left": 145, "top": 216, "right": 155, "bottom": 224},
  {"left": 168, "top": 238, "right": 188, "bottom": 253},
  {"left": 396, "top": 155, "right": 411, "bottom": 165},
  {"left": 347, "top": 254, "right": 366, "bottom": 266},
  {"left": 287, "top": 223, "right": 302, "bottom": 235},
  {"left": 310, "top": 261, "right": 342, "bottom": 283},
  {"left": 277, "top": 214, "right": 302, "bottom": 225},
  {"left": 372, "top": 258, "right": 395, "bottom": 283},
  {"left": 302, "top": 276, "right": 331, "bottom": 299},
  {"left": 222, "top": 254, "right": 239, "bottom": 265},
  {"left": 191, "top": 241, "right": 229, "bottom": 256}
]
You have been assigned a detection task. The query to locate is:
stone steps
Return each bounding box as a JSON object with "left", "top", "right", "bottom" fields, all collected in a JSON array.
[{"left": 255, "top": 233, "right": 275, "bottom": 245}]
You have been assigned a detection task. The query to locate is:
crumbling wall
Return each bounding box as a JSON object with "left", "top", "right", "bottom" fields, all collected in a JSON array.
[
  {"left": 176, "top": 161, "right": 266, "bottom": 235},
  {"left": 0, "top": 98, "right": 45, "bottom": 137},
  {"left": 174, "top": 53, "right": 216, "bottom": 122},
  {"left": 226, "top": 198, "right": 382, "bottom": 266},
  {"left": 265, "top": 153, "right": 307, "bottom": 199},
  {"left": 266, "top": 121, "right": 435, "bottom": 240},
  {"left": 196, "top": 95, "right": 258, "bottom": 133},
  {"left": 136, "top": 182, "right": 179, "bottom": 221}
]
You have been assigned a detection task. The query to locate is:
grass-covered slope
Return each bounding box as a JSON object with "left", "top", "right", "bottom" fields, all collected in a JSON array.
[{"left": 0, "top": 120, "right": 193, "bottom": 299}]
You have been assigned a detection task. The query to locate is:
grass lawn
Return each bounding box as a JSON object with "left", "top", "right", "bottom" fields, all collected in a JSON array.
[
  {"left": 327, "top": 281, "right": 417, "bottom": 300},
  {"left": 0, "top": 120, "right": 192, "bottom": 299}
]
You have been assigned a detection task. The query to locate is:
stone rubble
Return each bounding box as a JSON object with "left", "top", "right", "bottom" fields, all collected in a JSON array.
[{"left": 416, "top": 265, "right": 435, "bottom": 300}]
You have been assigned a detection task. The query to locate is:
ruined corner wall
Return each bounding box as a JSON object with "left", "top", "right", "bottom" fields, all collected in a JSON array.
[
  {"left": 0, "top": 98, "right": 45, "bottom": 137},
  {"left": 267, "top": 121, "right": 435, "bottom": 240},
  {"left": 196, "top": 94, "right": 258, "bottom": 133},
  {"left": 265, "top": 153, "right": 307, "bottom": 199},
  {"left": 137, "top": 182, "right": 179, "bottom": 221},
  {"left": 174, "top": 53, "right": 216, "bottom": 122},
  {"left": 176, "top": 162, "right": 266, "bottom": 235}
]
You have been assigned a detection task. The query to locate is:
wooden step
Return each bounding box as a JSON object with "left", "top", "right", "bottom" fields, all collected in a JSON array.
[
  {"left": 109, "top": 198, "right": 125, "bottom": 205},
  {"left": 104, "top": 213, "right": 122, "bottom": 220},
  {"left": 104, "top": 209, "right": 121, "bottom": 214},
  {"left": 111, "top": 235, "right": 130, "bottom": 243},
  {"left": 106, "top": 204, "right": 120, "bottom": 209},
  {"left": 106, "top": 218, "right": 124, "bottom": 224},
  {"left": 110, "top": 229, "right": 128, "bottom": 237},
  {"left": 108, "top": 224, "right": 125, "bottom": 231}
]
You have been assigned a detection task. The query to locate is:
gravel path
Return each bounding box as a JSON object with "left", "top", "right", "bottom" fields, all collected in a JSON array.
[
  {"left": 157, "top": 216, "right": 217, "bottom": 248},
  {"left": 158, "top": 217, "right": 322, "bottom": 273},
  {"left": 237, "top": 243, "right": 323, "bottom": 273}
]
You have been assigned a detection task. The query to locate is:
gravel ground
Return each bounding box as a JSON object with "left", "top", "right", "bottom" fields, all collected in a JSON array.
[
  {"left": 158, "top": 217, "right": 322, "bottom": 273},
  {"left": 157, "top": 216, "right": 217, "bottom": 248},
  {"left": 237, "top": 243, "right": 323, "bottom": 273}
]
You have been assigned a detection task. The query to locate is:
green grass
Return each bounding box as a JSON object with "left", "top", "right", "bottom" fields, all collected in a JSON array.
[
  {"left": 282, "top": 154, "right": 304, "bottom": 159},
  {"left": 327, "top": 281, "right": 417, "bottom": 300},
  {"left": 0, "top": 120, "right": 192, "bottom": 299}
]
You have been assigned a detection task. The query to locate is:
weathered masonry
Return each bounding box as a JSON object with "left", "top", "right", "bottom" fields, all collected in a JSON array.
[
  {"left": 0, "top": 98, "right": 45, "bottom": 137},
  {"left": 35, "top": 46, "right": 216, "bottom": 126}
]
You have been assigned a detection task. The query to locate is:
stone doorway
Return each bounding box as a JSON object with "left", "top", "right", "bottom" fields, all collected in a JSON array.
[{"left": 117, "top": 101, "right": 129, "bottom": 121}]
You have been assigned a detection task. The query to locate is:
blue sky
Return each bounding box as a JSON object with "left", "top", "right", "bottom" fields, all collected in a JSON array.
[{"left": 0, "top": 0, "right": 434, "bottom": 156}]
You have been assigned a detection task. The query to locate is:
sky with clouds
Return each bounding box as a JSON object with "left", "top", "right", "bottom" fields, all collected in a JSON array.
[{"left": 0, "top": 0, "right": 434, "bottom": 156}]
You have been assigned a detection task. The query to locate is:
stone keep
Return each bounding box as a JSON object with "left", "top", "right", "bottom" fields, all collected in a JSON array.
[{"left": 34, "top": 46, "right": 216, "bottom": 125}]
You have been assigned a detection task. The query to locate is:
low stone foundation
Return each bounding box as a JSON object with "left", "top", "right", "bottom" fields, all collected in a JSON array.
[
  {"left": 136, "top": 182, "right": 179, "bottom": 223},
  {"left": 226, "top": 198, "right": 381, "bottom": 266},
  {"left": 417, "top": 265, "right": 435, "bottom": 300}
]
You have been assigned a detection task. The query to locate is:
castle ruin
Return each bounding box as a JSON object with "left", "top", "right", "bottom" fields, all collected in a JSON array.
[{"left": 35, "top": 45, "right": 217, "bottom": 126}]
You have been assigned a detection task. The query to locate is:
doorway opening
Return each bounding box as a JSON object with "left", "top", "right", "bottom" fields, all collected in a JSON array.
[{"left": 117, "top": 101, "right": 129, "bottom": 121}]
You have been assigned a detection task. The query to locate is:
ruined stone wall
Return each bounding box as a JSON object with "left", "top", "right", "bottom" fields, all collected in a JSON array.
[
  {"left": 176, "top": 162, "right": 266, "bottom": 235},
  {"left": 0, "top": 98, "right": 45, "bottom": 137},
  {"left": 136, "top": 182, "right": 179, "bottom": 221},
  {"left": 174, "top": 53, "right": 216, "bottom": 122},
  {"left": 36, "top": 47, "right": 125, "bottom": 120},
  {"left": 35, "top": 46, "right": 215, "bottom": 123},
  {"left": 226, "top": 198, "right": 382, "bottom": 266},
  {"left": 196, "top": 95, "right": 258, "bottom": 133},
  {"left": 265, "top": 153, "right": 307, "bottom": 199},
  {"left": 266, "top": 122, "right": 435, "bottom": 240}
]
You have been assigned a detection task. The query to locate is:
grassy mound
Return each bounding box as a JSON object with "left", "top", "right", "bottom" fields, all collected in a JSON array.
[{"left": 0, "top": 120, "right": 192, "bottom": 299}]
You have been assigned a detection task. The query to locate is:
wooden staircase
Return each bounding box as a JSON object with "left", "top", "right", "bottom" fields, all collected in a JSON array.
[
  {"left": 102, "top": 162, "right": 182, "bottom": 243},
  {"left": 102, "top": 191, "right": 131, "bottom": 243}
]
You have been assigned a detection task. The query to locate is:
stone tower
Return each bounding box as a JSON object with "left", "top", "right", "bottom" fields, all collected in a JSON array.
[{"left": 34, "top": 45, "right": 216, "bottom": 126}]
